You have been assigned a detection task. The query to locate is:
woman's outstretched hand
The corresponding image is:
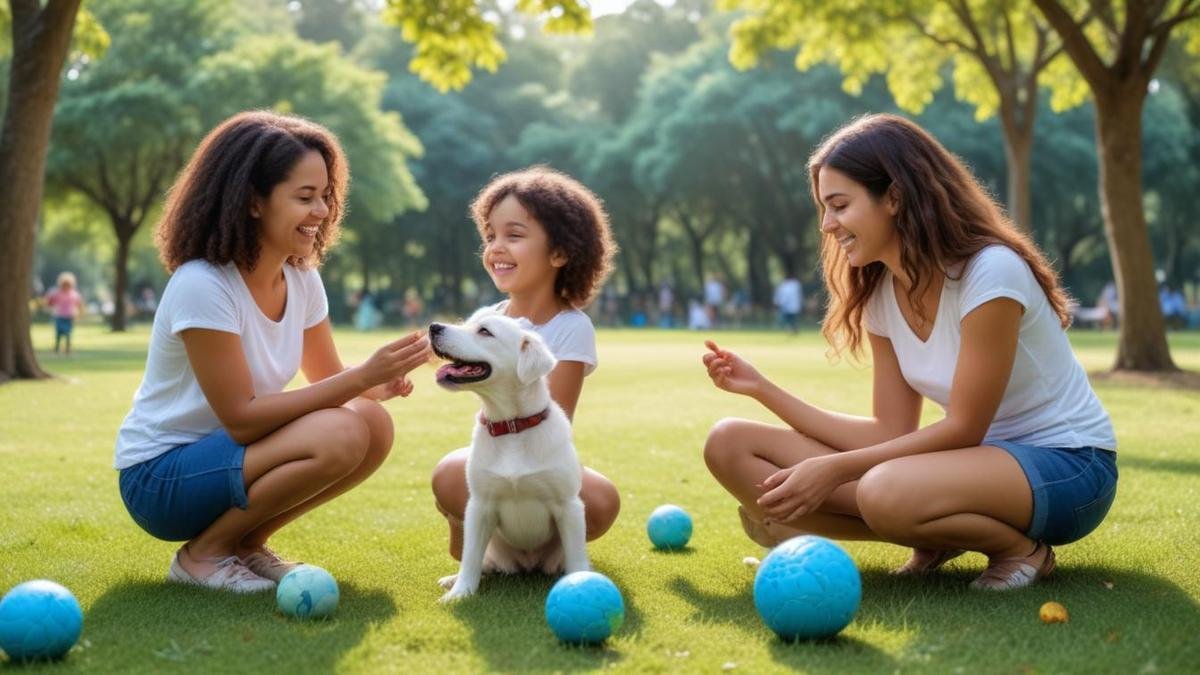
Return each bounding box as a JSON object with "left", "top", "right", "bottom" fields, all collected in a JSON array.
[
  {"left": 360, "top": 331, "right": 432, "bottom": 396},
  {"left": 702, "top": 340, "right": 766, "bottom": 396},
  {"left": 756, "top": 456, "right": 844, "bottom": 523}
]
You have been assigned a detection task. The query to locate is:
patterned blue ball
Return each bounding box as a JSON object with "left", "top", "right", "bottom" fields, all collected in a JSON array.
[
  {"left": 0, "top": 580, "right": 83, "bottom": 662},
  {"left": 276, "top": 565, "right": 339, "bottom": 620},
  {"left": 647, "top": 504, "right": 693, "bottom": 550},
  {"left": 753, "top": 536, "right": 861, "bottom": 640},
  {"left": 544, "top": 571, "right": 625, "bottom": 644}
]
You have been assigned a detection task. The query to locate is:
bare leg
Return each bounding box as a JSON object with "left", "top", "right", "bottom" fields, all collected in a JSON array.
[
  {"left": 704, "top": 417, "right": 878, "bottom": 541},
  {"left": 855, "top": 446, "right": 1041, "bottom": 561},
  {"left": 179, "top": 407, "right": 372, "bottom": 578},
  {"left": 235, "top": 398, "right": 394, "bottom": 555},
  {"left": 432, "top": 450, "right": 621, "bottom": 561}
]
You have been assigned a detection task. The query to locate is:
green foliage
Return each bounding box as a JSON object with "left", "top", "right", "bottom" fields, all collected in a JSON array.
[{"left": 381, "top": 0, "right": 591, "bottom": 91}]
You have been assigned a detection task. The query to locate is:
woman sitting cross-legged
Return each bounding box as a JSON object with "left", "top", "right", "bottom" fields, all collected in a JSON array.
[{"left": 702, "top": 114, "right": 1117, "bottom": 591}]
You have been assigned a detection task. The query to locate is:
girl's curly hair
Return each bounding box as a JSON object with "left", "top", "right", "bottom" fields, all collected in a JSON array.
[
  {"left": 156, "top": 110, "right": 349, "bottom": 272},
  {"left": 470, "top": 166, "right": 617, "bottom": 308}
]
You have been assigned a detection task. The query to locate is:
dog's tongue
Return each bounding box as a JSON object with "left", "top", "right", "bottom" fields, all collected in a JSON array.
[{"left": 436, "top": 363, "right": 485, "bottom": 380}]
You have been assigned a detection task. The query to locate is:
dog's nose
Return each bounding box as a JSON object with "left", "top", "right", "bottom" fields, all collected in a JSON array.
[{"left": 429, "top": 323, "right": 444, "bottom": 336}]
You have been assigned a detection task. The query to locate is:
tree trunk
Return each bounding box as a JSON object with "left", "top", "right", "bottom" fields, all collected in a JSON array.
[
  {"left": 1094, "top": 89, "right": 1177, "bottom": 371},
  {"left": 0, "top": 0, "right": 84, "bottom": 382},
  {"left": 1003, "top": 127, "right": 1033, "bottom": 233},
  {"left": 111, "top": 232, "right": 132, "bottom": 332}
]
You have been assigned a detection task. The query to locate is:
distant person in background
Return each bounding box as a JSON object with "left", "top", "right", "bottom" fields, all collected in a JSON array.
[
  {"left": 687, "top": 297, "right": 711, "bottom": 330},
  {"left": 1099, "top": 280, "right": 1119, "bottom": 330},
  {"left": 704, "top": 274, "right": 726, "bottom": 327},
  {"left": 773, "top": 273, "right": 803, "bottom": 334},
  {"left": 658, "top": 280, "right": 675, "bottom": 328},
  {"left": 44, "top": 271, "right": 84, "bottom": 355},
  {"left": 1160, "top": 284, "right": 1187, "bottom": 330},
  {"left": 402, "top": 288, "right": 424, "bottom": 328}
]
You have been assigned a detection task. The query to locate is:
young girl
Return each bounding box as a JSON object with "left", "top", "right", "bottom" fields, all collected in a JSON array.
[
  {"left": 115, "top": 111, "right": 432, "bottom": 593},
  {"left": 431, "top": 166, "right": 620, "bottom": 562},
  {"left": 44, "top": 271, "right": 84, "bottom": 354},
  {"left": 703, "top": 114, "right": 1117, "bottom": 591}
]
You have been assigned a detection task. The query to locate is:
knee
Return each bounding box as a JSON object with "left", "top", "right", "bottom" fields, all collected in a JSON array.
[
  {"left": 431, "top": 452, "right": 468, "bottom": 516},
  {"left": 348, "top": 398, "right": 394, "bottom": 465},
  {"left": 583, "top": 473, "right": 621, "bottom": 537},
  {"left": 310, "top": 408, "right": 371, "bottom": 477},
  {"left": 856, "top": 463, "right": 914, "bottom": 538},
  {"left": 703, "top": 417, "right": 750, "bottom": 476}
]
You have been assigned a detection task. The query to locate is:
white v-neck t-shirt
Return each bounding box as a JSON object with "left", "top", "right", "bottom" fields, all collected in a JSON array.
[
  {"left": 114, "top": 260, "right": 328, "bottom": 469},
  {"left": 864, "top": 245, "right": 1115, "bottom": 450}
]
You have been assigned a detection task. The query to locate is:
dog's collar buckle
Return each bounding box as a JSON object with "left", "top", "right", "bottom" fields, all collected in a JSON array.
[{"left": 480, "top": 408, "right": 550, "bottom": 437}]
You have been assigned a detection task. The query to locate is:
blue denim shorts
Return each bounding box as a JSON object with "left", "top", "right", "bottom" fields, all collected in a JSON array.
[
  {"left": 990, "top": 441, "right": 1118, "bottom": 546},
  {"left": 118, "top": 430, "right": 249, "bottom": 541},
  {"left": 54, "top": 317, "right": 73, "bottom": 337}
]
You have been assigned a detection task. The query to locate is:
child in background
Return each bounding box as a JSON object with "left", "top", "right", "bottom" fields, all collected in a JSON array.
[
  {"left": 431, "top": 166, "right": 621, "bottom": 564},
  {"left": 44, "top": 271, "right": 84, "bottom": 354}
]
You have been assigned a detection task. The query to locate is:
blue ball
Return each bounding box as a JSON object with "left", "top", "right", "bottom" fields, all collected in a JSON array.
[
  {"left": 753, "top": 536, "right": 861, "bottom": 641},
  {"left": 276, "top": 565, "right": 339, "bottom": 620},
  {"left": 544, "top": 571, "right": 625, "bottom": 644},
  {"left": 0, "top": 580, "right": 83, "bottom": 662},
  {"left": 647, "top": 504, "right": 692, "bottom": 550}
]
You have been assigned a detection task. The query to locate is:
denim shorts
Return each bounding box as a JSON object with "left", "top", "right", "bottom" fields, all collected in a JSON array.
[
  {"left": 118, "top": 430, "right": 249, "bottom": 541},
  {"left": 990, "top": 441, "right": 1118, "bottom": 546},
  {"left": 54, "top": 317, "right": 73, "bottom": 337}
]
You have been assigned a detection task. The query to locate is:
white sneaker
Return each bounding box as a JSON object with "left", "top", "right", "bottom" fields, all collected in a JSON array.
[
  {"left": 167, "top": 551, "right": 275, "bottom": 593},
  {"left": 240, "top": 546, "right": 300, "bottom": 583}
]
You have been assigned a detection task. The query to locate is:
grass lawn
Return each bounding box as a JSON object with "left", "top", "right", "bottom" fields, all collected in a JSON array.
[{"left": 2, "top": 323, "right": 1198, "bottom": 673}]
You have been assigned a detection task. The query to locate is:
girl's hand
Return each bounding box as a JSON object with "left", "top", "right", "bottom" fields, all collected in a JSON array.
[
  {"left": 756, "top": 456, "right": 845, "bottom": 523},
  {"left": 359, "top": 331, "right": 432, "bottom": 389},
  {"left": 366, "top": 376, "right": 415, "bottom": 402},
  {"left": 702, "top": 340, "right": 766, "bottom": 396}
]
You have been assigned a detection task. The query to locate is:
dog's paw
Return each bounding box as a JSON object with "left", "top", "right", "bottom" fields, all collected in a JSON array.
[
  {"left": 438, "top": 583, "right": 476, "bottom": 603},
  {"left": 437, "top": 574, "right": 458, "bottom": 589}
]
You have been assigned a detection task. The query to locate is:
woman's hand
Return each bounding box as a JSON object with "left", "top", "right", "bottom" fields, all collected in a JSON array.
[
  {"left": 702, "top": 340, "right": 767, "bottom": 396},
  {"left": 358, "top": 331, "right": 432, "bottom": 390},
  {"left": 756, "top": 455, "right": 847, "bottom": 523},
  {"left": 364, "top": 376, "right": 415, "bottom": 402}
]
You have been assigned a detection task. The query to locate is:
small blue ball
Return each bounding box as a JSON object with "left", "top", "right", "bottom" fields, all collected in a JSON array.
[
  {"left": 0, "top": 580, "right": 84, "bottom": 662},
  {"left": 544, "top": 571, "right": 625, "bottom": 644},
  {"left": 753, "top": 536, "right": 861, "bottom": 641},
  {"left": 647, "top": 504, "right": 693, "bottom": 550},
  {"left": 276, "top": 565, "right": 339, "bottom": 620}
]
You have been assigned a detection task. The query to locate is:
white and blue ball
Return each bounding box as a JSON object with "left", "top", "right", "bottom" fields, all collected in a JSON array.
[
  {"left": 0, "top": 580, "right": 83, "bottom": 662},
  {"left": 276, "top": 565, "right": 339, "bottom": 620},
  {"left": 753, "top": 535, "right": 860, "bottom": 641},
  {"left": 647, "top": 504, "right": 693, "bottom": 550},
  {"left": 544, "top": 571, "right": 625, "bottom": 644}
]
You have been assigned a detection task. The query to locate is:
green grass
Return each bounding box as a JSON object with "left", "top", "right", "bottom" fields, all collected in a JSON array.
[{"left": 2, "top": 323, "right": 1199, "bottom": 673}]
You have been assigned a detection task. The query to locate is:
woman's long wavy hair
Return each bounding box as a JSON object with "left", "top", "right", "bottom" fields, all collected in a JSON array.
[
  {"left": 810, "top": 114, "right": 1072, "bottom": 360},
  {"left": 156, "top": 111, "right": 348, "bottom": 272}
]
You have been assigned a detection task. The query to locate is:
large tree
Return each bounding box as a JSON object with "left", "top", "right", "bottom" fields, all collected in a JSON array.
[
  {"left": 1032, "top": 0, "right": 1199, "bottom": 371},
  {"left": 719, "top": 0, "right": 1090, "bottom": 232},
  {"left": 0, "top": 0, "right": 91, "bottom": 381}
]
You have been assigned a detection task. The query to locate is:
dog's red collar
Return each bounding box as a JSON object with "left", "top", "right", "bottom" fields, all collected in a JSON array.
[{"left": 479, "top": 408, "right": 550, "bottom": 437}]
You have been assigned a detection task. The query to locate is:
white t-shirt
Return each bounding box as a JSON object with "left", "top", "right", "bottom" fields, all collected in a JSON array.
[
  {"left": 774, "top": 278, "right": 803, "bottom": 313},
  {"left": 864, "top": 245, "right": 1116, "bottom": 450},
  {"left": 114, "top": 260, "right": 328, "bottom": 469},
  {"left": 488, "top": 301, "right": 598, "bottom": 376}
]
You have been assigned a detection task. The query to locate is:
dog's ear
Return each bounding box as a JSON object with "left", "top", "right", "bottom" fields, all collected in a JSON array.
[{"left": 516, "top": 333, "right": 557, "bottom": 384}]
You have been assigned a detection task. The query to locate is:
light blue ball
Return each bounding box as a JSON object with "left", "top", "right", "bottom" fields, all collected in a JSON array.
[
  {"left": 753, "top": 535, "right": 861, "bottom": 641},
  {"left": 647, "top": 504, "right": 693, "bottom": 550},
  {"left": 0, "top": 580, "right": 83, "bottom": 662},
  {"left": 276, "top": 565, "right": 339, "bottom": 620},
  {"left": 544, "top": 571, "right": 625, "bottom": 644}
]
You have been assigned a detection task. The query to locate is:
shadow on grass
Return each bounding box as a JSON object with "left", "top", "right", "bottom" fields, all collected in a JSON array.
[
  {"left": 446, "top": 565, "right": 642, "bottom": 673},
  {"left": 77, "top": 579, "right": 395, "bottom": 671}
]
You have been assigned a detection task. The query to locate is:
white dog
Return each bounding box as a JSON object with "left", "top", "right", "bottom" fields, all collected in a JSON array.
[{"left": 430, "top": 310, "right": 590, "bottom": 602}]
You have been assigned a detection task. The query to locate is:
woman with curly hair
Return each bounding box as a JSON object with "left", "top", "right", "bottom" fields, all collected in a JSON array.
[
  {"left": 702, "top": 114, "right": 1116, "bottom": 591},
  {"left": 430, "top": 166, "right": 622, "bottom": 568},
  {"left": 115, "top": 111, "right": 432, "bottom": 592}
]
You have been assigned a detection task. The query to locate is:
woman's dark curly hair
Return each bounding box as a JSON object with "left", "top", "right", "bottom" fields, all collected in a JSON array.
[
  {"left": 156, "top": 110, "right": 349, "bottom": 272},
  {"left": 471, "top": 166, "right": 617, "bottom": 308}
]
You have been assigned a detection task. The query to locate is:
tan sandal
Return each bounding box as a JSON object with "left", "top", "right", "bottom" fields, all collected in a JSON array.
[
  {"left": 970, "top": 543, "right": 1056, "bottom": 591},
  {"left": 240, "top": 546, "right": 301, "bottom": 583},
  {"left": 892, "top": 548, "right": 966, "bottom": 576}
]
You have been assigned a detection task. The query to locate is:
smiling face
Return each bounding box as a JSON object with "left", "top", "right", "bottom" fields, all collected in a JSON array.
[
  {"left": 817, "top": 166, "right": 901, "bottom": 268},
  {"left": 480, "top": 194, "right": 567, "bottom": 297},
  {"left": 430, "top": 312, "right": 557, "bottom": 393},
  {"left": 251, "top": 149, "right": 331, "bottom": 264}
]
